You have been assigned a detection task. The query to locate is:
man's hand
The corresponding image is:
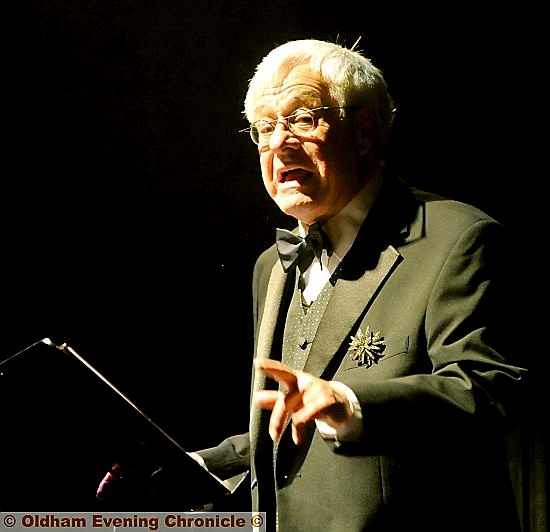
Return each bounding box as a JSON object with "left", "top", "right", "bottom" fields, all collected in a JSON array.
[{"left": 253, "top": 359, "right": 353, "bottom": 445}]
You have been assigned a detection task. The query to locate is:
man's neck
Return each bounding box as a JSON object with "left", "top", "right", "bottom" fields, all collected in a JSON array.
[{"left": 299, "top": 164, "right": 386, "bottom": 257}]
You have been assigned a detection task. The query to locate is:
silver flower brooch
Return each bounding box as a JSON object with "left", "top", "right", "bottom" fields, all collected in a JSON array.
[{"left": 349, "top": 326, "right": 386, "bottom": 367}]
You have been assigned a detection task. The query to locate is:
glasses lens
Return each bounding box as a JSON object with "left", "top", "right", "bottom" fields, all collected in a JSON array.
[
  {"left": 247, "top": 110, "right": 321, "bottom": 145},
  {"left": 288, "top": 110, "right": 316, "bottom": 132},
  {"left": 250, "top": 120, "right": 274, "bottom": 145},
  {"left": 249, "top": 126, "right": 260, "bottom": 145}
]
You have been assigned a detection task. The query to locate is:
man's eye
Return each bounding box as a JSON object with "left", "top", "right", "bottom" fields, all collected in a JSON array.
[
  {"left": 255, "top": 121, "right": 274, "bottom": 134},
  {"left": 290, "top": 112, "right": 315, "bottom": 130}
]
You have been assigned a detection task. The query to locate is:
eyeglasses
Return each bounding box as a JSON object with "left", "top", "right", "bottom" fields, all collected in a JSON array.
[{"left": 239, "top": 106, "right": 356, "bottom": 146}]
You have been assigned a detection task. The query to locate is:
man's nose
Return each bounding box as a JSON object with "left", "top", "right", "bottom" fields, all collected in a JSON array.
[{"left": 269, "top": 120, "right": 298, "bottom": 150}]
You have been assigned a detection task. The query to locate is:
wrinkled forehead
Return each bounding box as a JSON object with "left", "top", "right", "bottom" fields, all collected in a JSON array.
[{"left": 251, "top": 64, "right": 333, "bottom": 119}]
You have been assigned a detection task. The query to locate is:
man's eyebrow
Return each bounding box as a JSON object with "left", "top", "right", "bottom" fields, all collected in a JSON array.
[
  {"left": 274, "top": 95, "right": 323, "bottom": 116},
  {"left": 253, "top": 91, "right": 322, "bottom": 119},
  {"left": 287, "top": 91, "right": 323, "bottom": 107}
]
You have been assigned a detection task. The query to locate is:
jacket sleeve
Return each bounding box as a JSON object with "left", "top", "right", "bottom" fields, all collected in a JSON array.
[{"left": 196, "top": 433, "right": 251, "bottom": 480}]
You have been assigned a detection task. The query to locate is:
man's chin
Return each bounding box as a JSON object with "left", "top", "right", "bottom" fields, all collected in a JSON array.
[{"left": 277, "top": 198, "right": 317, "bottom": 223}]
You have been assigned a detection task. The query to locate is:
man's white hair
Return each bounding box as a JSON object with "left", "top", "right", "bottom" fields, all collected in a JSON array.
[{"left": 243, "top": 38, "right": 395, "bottom": 155}]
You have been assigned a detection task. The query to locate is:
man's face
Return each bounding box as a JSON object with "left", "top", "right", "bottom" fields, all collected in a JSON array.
[{"left": 252, "top": 65, "right": 363, "bottom": 225}]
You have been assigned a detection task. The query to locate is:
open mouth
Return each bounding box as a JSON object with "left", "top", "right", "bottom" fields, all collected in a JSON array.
[{"left": 280, "top": 168, "right": 312, "bottom": 182}]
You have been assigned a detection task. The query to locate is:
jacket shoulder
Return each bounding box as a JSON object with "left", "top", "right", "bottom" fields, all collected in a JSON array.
[
  {"left": 254, "top": 244, "right": 279, "bottom": 276},
  {"left": 412, "top": 187, "right": 503, "bottom": 233}
]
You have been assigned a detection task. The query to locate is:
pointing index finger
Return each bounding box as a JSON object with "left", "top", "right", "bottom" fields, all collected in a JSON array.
[{"left": 254, "top": 358, "right": 299, "bottom": 393}]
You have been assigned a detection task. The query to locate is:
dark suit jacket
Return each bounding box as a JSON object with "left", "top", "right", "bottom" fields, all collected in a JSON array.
[{"left": 199, "top": 176, "right": 527, "bottom": 531}]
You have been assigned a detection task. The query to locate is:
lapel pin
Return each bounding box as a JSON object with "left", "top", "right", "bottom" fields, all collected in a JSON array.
[{"left": 349, "top": 325, "right": 386, "bottom": 367}]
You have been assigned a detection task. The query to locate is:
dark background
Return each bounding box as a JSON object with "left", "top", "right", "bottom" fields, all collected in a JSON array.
[{"left": 3, "top": 0, "right": 544, "bottom": 516}]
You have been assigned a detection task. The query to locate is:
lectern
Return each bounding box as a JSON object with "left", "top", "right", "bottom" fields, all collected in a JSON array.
[{"left": 0, "top": 339, "right": 233, "bottom": 511}]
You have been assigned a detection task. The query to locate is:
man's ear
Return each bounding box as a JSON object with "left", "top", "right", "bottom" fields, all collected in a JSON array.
[{"left": 352, "top": 107, "right": 373, "bottom": 156}]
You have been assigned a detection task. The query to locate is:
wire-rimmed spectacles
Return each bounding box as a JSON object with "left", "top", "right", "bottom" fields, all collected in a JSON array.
[{"left": 239, "top": 106, "right": 356, "bottom": 146}]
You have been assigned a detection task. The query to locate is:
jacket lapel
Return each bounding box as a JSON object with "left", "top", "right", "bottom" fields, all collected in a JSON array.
[
  {"left": 250, "top": 261, "right": 291, "bottom": 439},
  {"left": 303, "top": 244, "right": 401, "bottom": 377}
]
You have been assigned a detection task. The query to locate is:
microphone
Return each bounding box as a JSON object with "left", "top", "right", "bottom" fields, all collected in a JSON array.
[{"left": 96, "top": 463, "right": 122, "bottom": 501}]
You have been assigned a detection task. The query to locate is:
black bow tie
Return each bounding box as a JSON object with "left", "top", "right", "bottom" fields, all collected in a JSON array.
[{"left": 276, "top": 222, "right": 333, "bottom": 273}]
